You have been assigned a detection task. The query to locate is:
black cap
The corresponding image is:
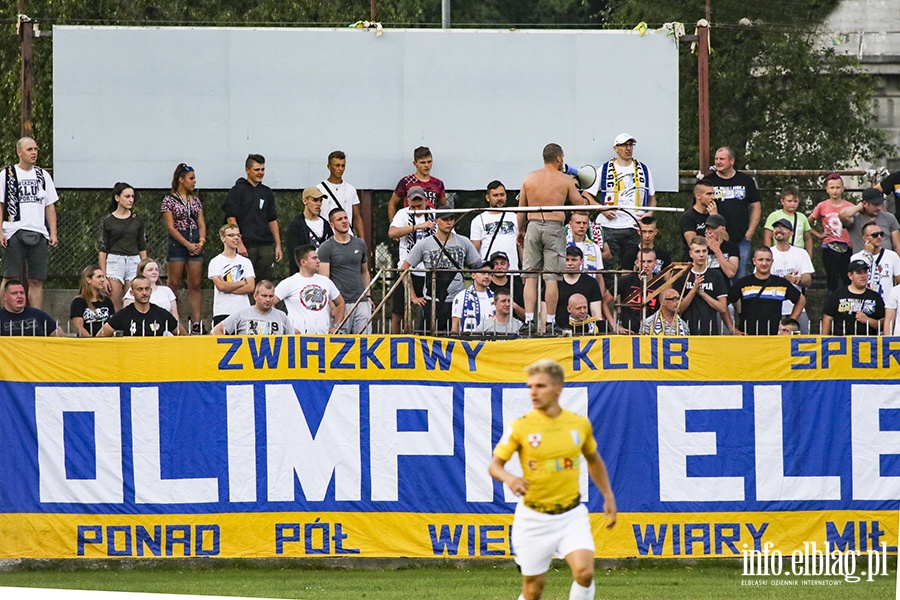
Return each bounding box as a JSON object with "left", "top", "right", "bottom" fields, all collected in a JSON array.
[
  {"left": 862, "top": 188, "right": 885, "bottom": 204},
  {"left": 772, "top": 218, "right": 794, "bottom": 231},
  {"left": 488, "top": 251, "right": 510, "bottom": 264},
  {"left": 848, "top": 259, "right": 870, "bottom": 273}
]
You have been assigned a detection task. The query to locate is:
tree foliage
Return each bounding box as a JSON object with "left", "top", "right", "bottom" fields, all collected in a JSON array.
[{"left": 608, "top": 0, "right": 893, "bottom": 172}]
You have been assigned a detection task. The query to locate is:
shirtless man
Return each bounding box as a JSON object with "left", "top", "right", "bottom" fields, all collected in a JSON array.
[{"left": 517, "top": 143, "right": 591, "bottom": 335}]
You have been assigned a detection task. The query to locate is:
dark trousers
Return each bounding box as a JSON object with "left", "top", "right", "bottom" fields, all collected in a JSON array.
[{"left": 822, "top": 246, "right": 850, "bottom": 292}]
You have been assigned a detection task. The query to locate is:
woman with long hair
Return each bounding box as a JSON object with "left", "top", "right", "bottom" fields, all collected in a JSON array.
[
  {"left": 161, "top": 163, "right": 206, "bottom": 333},
  {"left": 123, "top": 257, "right": 181, "bottom": 321},
  {"left": 70, "top": 265, "right": 115, "bottom": 337},
  {"left": 99, "top": 182, "right": 147, "bottom": 311}
]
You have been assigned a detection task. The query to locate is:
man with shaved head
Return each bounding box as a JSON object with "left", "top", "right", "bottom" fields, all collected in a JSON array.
[{"left": 0, "top": 137, "right": 59, "bottom": 308}]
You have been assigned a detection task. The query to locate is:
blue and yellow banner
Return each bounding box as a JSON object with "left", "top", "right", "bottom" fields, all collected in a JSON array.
[{"left": 0, "top": 336, "right": 898, "bottom": 558}]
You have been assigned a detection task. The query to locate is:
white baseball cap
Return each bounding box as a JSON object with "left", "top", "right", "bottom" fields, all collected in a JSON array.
[{"left": 614, "top": 133, "right": 637, "bottom": 146}]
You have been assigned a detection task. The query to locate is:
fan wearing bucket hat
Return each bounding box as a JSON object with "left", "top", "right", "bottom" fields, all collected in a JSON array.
[
  {"left": 584, "top": 133, "right": 657, "bottom": 270},
  {"left": 822, "top": 259, "right": 885, "bottom": 335},
  {"left": 838, "top": 187, "right": 900, "bottom": 253}
]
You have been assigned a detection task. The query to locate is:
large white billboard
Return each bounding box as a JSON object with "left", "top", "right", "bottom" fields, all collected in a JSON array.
[{"left": 53, "top": 26, "right": 679, "bottom": 191}]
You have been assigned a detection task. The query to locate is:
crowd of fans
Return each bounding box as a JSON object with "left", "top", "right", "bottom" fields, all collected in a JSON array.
[{"left": 1, "top": 134, "right": 899, "bottom": 338}]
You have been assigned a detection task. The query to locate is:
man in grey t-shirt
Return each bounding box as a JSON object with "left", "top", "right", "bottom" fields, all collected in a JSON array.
[
  {"left": 318, "top": 207, "right": 372, "bottom": 333},
  {"left": 401, "top": 212, "right": 481, "bottom": 334},
  {"left": 212, "top": 280, "right": 295, "bottom": 335}
]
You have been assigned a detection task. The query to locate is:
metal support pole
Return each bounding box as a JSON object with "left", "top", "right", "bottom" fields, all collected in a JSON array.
[
  {"left": 697, "top": 18, "right": 710, "bottom": 174},
  {"left": 442, "top": 0, "right": 450, "bottom": 29},
  {"left": 18, "top": 12, "right": 34, "bottom": 138}
]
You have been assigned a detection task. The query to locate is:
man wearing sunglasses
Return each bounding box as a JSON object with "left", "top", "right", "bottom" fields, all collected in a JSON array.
[
  {"left": 839, "top": 187, "right": 900, "bottom": 253},
  {"left": 850, "top": 221, "right": 900, "bottom": 303}
]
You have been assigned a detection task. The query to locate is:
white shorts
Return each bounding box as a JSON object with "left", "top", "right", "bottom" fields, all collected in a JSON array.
[
  {"left": 511, "top": 502, "right": 594, "bottom": 576},
  {"left": 105, "top": 253, "right": 141, "bottom": 283}
]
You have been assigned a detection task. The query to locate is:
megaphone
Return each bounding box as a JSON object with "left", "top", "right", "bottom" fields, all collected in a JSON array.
[{"left": 564, "top": 164, "right": 598, "bottom": 191}]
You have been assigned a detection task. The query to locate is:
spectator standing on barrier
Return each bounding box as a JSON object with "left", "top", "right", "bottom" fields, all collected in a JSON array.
[
  {"left": 620, "top": 215, "right": 671, "bottom": 277},
  {"left": 388, "top": 186, "right": 434, "bottom": 333},
  {"left": 99, "top": 276, "right": 180, "bottom": 337},
  {"left": 123, "top": 258, "right": 183, "bottom": 328},
  {"left": 161, "top": 163, "right": 206, "bottom": 334},
  {"left": 70, "top": 265, "right": 115, "bottom": 337},
  {"left": 849, "top": 221, "right": 900, "bottom": 303},
  {"left": 488, "top": 359, "right": 616, "bottom": 600},
  {"left": 617, "top": 248, "right": 660, "bottom": 334},
  {"left": 208, "top": 224, "right": 255, "bottom": 326},
  {"left": 387, "top": 146, "right": 447, "bottom": 221},
  {"left": 275, "top": 245, "right": 345, "bottom": 335},
  {"left": 679, "top": 180, "right": 717, "bottom": 260},
  {"left": 566, "top": 211, "right": 605, "bottom": 273},
  {"left": 770, "top": 218, "right": 814, "bottom": 334},
  {"left": 319, "top": 207, "right": 372, "bottom": 334},
  {"left": 222, "top": 154, "right": 282, "bottom": 282},
  {"left": 727, "top": 247, "right": 804, "bottom": 335},
  {"left": 0, "top": 137, "right": 59, "bottom": 309},
  {"left": 401, "top": 212, "right": 481, "bottom": 334},
  {"left": 474, "top": 288, "right": 522, "bottom": 334},
  {"left": 584, "top": 133, "right": 656, "bottom": 269},
  {"left": 211, "top": 280, "right": 295, "bottom": 336},
  {"left": 702, "top": 147, "right": 761, "bottom": 279},
  {"left": 0, "top": 278, "right": 61, "bottom": 336},
  {"left": 762, "top": 185, "right": 813, "bottom": 257},
  {"left": 876, "top": 169, "right": 900, "bottom": 214},
  {"left": 822, "top": 259, "right": 885, "bottom": 335},
  {"left": 451, "top": 261, "right": 494, "bottom": 333},
  {"left": 557, "top": 246, "right": 614, "bottom": 335},
  {"left": 518, "top": 143, "right": 591, "bottom": 336},
  {"left": 675, "top": 236, "right": 728, "bottom": 335},
  {"left": 488, "top": 250, "right": 525, "bottom": 321},
  {"left": 639, "top": 288, "right": 689, "bottom": 336},
  {"left": 98, "top": 182, "right": 147, "bottom": 311},
  {"left": 840, "top": 187, "right": 900, "bottom": 253},
  {"left": 810, "top": 173, "right": 854, "bottom": 293},
  {"left": 704, "top": 213, "right": 739, "bottom": 285},
  {"left": 285, "top": 187, "right": 333, "bottom": 276},
  {"left": 471, "top": 180, "right": 520, "bottom": 270},
  {"left": 318, "top": 150, "right": 365, "bottom": 241}
]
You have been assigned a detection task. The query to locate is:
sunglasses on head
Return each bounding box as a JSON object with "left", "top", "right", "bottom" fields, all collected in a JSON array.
[{"left": 178, "top": 164, "right": 194, "bottom": 173}]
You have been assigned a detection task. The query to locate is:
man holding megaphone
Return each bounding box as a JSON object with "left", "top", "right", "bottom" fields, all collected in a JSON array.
[{"left": 583, "top": 133, "right": 657, "bottom": 269}]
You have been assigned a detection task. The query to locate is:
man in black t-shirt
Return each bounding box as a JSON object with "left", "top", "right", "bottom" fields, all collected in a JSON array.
[
  {"left": 877, "top": 170, "right": 900, "bottom": 218},
  {"left": 617, "top": 248, "right": 661, "bottom": 334},
  {"left": 703, "top": 147, "right": 761, "bottom": 279},
  {"left": 727, "top": 247, "right": 804, "bottom": 335},
  {"left": 99, "top": 276, "right": 180, "bottom": 337},
  {"left": 488, "top": 251, "right": 525, "bottom": 320},
  {"left": 680, "top": 180, "right": 717, "bottom": 260},
  {"left": 556, "top": 246, "right": 613, "bottom": 333},
  {"left": 620, "top": 215, "right": 672, "bottom": 276},
  {"left": 674, "top": 236, "right": 728, "bottom": 335},
  {"left": 822, "top": 259, "right": 885, "bottom": 336},
  {"left": 704, "top": 213, "right": 740, "bottom": 285}
]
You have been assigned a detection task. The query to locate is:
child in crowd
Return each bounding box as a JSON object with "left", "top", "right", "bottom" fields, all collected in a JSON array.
[
  {"left": 763, "top": 184, "right": 813, "bottom": 258},
  {"left": 809, "top": 173, "right": 854, "bottom": 292}
]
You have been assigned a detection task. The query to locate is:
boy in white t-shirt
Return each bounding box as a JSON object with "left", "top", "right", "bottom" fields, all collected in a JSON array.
[
  {"left": 274, "top": 245, "right": 345, "bottom": 334},
  {"left": 208, "top": 224, "right": 255, "bottom": 324}
]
